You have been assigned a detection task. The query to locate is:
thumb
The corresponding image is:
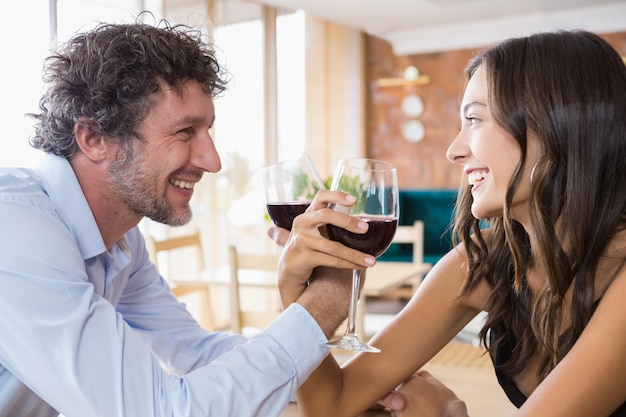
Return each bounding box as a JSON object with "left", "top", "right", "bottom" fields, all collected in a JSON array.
[
  {"left": 416, "top": 370, "right": 436, "bottom": 381},
  {"left": 267, "top": 226, "right": 288, "bottom": 247},
  {"left": 377, "top": 391, "right": 406, "bottom": 411}
]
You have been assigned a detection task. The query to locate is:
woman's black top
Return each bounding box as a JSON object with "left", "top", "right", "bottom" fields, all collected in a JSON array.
[{"left": 489, "top": 327, "right": 626, "bottom": 416}]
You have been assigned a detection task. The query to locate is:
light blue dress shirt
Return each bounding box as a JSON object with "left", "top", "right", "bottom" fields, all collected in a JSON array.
[{"left": 0, "top": 154, "right": 330, "bottom": 417}]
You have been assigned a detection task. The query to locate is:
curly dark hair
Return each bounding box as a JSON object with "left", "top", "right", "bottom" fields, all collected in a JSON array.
[
  {"left": 455, "top": 30, "right": 626, "bottom": 382},
  {"left": 28, "top": 18, "right": 228, "bottom": 158}
]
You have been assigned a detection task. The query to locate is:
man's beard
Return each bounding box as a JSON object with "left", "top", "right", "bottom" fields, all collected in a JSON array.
[{"left": 107, "top": 146, "right": 192, "bottom": 227}]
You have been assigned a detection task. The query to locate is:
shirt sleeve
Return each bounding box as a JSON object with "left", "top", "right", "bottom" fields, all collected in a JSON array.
[
  {"left": 114, "top": 228, "right": 251, "bottom": 375},
  {"left": 0, "top": 199, "right": 330, "bottom": 416}
]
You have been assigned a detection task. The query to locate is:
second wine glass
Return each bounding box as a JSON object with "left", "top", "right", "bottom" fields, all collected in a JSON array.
[
  {"left": 262, "top": 153, "right": 325, "bottom": 231},
  {"left": 325, "top": 158, "right": 399, "bottom": 353}
]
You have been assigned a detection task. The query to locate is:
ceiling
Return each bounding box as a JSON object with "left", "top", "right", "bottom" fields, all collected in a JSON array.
[{"left": 249, "top": 0, "right": 626, "bottom": 55}]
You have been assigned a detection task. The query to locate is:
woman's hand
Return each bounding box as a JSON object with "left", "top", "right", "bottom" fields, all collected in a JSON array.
[
  {"left": 378, "top": 371, "right": 469, "bottom": 417},
  {"left": 267, "top": 190, "right": 376, "bottom": 308}
]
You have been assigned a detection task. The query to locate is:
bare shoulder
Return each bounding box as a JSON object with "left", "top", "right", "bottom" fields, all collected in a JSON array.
[
  {"left": 598, "top": 252, "right": 626, "bottom": 309},
  {"left": 425, "top": 235, "right": 492, "bottom": 312},
  {"left": 596, "top": 228, "right": 626, "bottom": 297}
]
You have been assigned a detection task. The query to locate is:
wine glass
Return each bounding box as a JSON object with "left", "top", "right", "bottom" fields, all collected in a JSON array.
[
  {"left": 325, "top": 158, "right": 399, "bottom": 352},
  {"left": 262, "top": 153, "right": 325, "bottom": 231}
]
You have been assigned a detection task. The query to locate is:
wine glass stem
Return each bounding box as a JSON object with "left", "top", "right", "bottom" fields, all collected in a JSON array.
[{"left": 344, "top": 269, "right": 363, "bottom": 337}]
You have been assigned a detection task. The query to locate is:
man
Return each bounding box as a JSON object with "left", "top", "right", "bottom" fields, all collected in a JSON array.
[{"left": 0, "top": 20, "right": 372, "bottom": 417}]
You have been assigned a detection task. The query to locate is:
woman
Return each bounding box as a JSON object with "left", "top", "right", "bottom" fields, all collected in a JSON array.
[{"left": 272, "top": 30, "right": 626, "bottom": 416}]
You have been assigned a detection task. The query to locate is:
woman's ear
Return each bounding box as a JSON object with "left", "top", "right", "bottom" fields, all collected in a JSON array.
[{"left": 74, "top": 118, "right": 107, "bottom": 162}]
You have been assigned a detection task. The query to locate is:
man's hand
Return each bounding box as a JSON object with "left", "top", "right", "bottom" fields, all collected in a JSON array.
[{"left": 377, "top": 370, "right": 469, "bottom": 417}]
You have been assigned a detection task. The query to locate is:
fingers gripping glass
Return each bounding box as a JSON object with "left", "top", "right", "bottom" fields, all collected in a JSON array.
[{"left": 325, "top": 158, "right": 399, "bottom": 353}]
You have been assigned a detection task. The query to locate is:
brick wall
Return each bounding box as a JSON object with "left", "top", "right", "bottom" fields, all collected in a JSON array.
[{"left": 365, "top": 31, "right": 626, "bottom": 189}]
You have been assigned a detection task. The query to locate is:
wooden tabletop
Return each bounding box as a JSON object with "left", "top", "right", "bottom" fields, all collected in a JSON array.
[{"left": 280, "top": 342, "right": 517, "bottom": 417}]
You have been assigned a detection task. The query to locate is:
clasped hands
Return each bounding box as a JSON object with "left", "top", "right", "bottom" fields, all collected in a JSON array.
[{"left": 375, "top": 370, "right": 469, "bottom": 417}]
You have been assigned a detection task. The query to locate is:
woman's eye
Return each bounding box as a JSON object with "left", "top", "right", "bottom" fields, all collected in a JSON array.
[{"left": 465, "top": 116, "right": 478, "bottom": 126}]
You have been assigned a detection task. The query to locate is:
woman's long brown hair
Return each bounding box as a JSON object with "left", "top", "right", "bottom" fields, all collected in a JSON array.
[{"left": 455, "top": 30, "right": 626, "bottom": 381}]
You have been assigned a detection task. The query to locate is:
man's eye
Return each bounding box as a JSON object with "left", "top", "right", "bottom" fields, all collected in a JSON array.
[{"left": 177, "top": 127, "right": 194, "bottom": 139}]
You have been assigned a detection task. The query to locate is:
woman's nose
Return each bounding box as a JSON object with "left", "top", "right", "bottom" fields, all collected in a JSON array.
[{"left": 446, "top": 131, "right": 468, "bottom": 164}]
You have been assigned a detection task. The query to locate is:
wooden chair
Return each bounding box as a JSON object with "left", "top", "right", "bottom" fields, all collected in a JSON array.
[
  {"left": 378, "top": 220, "right": 426, "bottom": 299},
  {"left": 228, "top": 245, "right": 282, "bottom": 336},
  {"left": 145, "top": 232, "right": 217, "bottom": 331},
  {"left": 356, "top": 220, "right": 427, "bottom": 339}
]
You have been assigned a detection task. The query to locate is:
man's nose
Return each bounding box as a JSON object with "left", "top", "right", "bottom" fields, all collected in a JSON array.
[{"left": 192, "top": 131, "right": 222, "bottom": 173}]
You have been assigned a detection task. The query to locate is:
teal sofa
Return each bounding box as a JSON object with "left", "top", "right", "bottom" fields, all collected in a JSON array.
[{"left": 379, "top": 189, "right": 458, "bottom": 265}]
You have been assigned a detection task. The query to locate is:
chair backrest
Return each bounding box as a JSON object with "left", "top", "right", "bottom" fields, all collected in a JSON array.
[
  {"left": 389, "top": 220, "right": 424, "bottom": 264},
  {"left": 373, "top": 220, "right": 426, "bottom": 300},
  {"left": 146, "top": 232, "right": 205, "bottom": 275},
  {"left": 145, "top": 231, "right": 216, "bottom": 330},
  {"left": 228, "top": 245, "right": 282, "bottom": 336}
]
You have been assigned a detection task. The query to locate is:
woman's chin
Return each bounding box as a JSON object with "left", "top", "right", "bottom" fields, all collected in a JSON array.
[{"left": 471, "top": 202, "right": 501, "bottom": 220}]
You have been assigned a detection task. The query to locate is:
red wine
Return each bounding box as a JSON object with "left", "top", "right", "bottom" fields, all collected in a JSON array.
[
  {"left": 326, "top": 216, "right": 398, "bottom": 257},
  {"left": 266, "top": 202, "right": 311, "bottom": 231}
]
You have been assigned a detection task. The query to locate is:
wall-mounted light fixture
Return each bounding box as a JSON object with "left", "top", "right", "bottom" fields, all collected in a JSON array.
[
  {"left": 376, "top": 65, "right": 431, "bottom": 88},
  {"left": 375, "top": 66, "right": 429, "bottom": 143}
]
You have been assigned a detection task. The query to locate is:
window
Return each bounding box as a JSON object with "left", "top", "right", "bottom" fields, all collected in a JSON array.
[
  {"left": 3, "top": 0, "right": 309, "bottom": 268},
  {"left": 1, "top": 1, "right": 51, "bottom": 166},
  {"left": 211, "top": 6, "right": 306, "bottom": 257}
]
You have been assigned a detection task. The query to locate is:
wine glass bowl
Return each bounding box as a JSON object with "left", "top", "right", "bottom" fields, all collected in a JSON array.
[
  {"left": 262, "top": 154, "right": 325, "bottom": 231},
  {"left": 325, "top": 158, "right": 399, "bottom": 352},
  {"left": 325, "top": 216, "right": 398, "bottom": 257}
]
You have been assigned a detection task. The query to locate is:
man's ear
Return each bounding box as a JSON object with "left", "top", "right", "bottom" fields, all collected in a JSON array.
[{"left": 74, "top": 118, "right": 108, "bottom": 162}]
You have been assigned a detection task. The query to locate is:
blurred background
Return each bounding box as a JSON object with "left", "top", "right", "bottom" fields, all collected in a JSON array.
[{"left": 2, "top": 0, "right": 625, "bottom": 273}]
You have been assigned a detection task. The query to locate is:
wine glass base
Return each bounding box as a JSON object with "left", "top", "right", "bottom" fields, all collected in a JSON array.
[{"left": 325, "top": 335, "right": 381, "bottom": 353}]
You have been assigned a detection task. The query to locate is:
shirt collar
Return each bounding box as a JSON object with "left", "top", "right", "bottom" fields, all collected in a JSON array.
[{"left": 34, "top": 153, "right": 108, "bottom": 260}]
